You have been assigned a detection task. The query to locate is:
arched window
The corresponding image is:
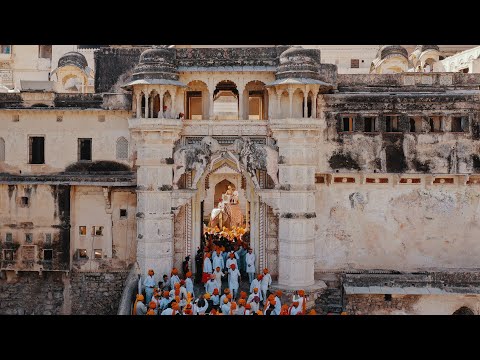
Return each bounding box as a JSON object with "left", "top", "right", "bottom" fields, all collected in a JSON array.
[
  {"left": 452, "top": 306, "right": 474, "bottom": 315},
  {"left": 0, "top": 137, "right": 4, "bottom": 161},
  {"left": 116, "top": 137, "right": 128, "bottom": 160}
]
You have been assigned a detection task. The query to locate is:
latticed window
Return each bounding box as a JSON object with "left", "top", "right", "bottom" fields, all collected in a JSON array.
[
  {"left": 116, "top": 137, "right": 128, "bottom": 160},
  {"left": 0, "top": 137, "right": 4, "bottom": 161}
]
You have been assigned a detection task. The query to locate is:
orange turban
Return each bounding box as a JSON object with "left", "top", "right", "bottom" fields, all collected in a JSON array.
[
  {"left": 239, "top": 299, "right": 246, "bottom": 306},
  {"left": 280, "top": 304, "right": 289, "bottom": 315},
  {"left": 148, "top": 269, "right": 154, "bottom": 276},
  {"left": 146, "top": 309, "right": 155, "bottom": 315},
  {"left": 174, "top": 290, "right": 180, "bottom": 297},
  {"left": 270, "top": 300, "right": 276, "bottom": 306},
  {"left": 174, "top": 283, "right": 180, "bottom": 289},
  {"left": 230, "top": 302, "right": 237, "bottom": 310},
  {"left": 256, "top": 310, "right": 263, "bottom": 315},
  {"left": 341, "top": 311, "right": 348, "bottom": 315},
  {"left": 186, "top": 271, "right": 192, "bottom": 278},
  {"left": 227, "top": 294, "right": 232, "bottom": 300},
  {"left": 240, "top": 291, "right": 247, "bottom": 299},
  {"left": 224, "top": 288, "right": 230, "bottom": 294},
  {"left": 172, "top": 303, "right": 179, "bottom": 311},
  {"left": 205, "top": 252, "right": 211, "bottom": 258},
  {"left": 136, "top": 294, "right": 144, "bottom": 301},
  {"left": 180, "top": 280, "right": 185, "bottom": 286},
  {"left": 275, "top": 290, "right": 283, "bottom": 297},
  {"left": 253, "top": 287, "right": 258, "bottom": 292},
  {"left": 293, "top": 301, "right": 299, "bottom": 306},
  {"left": 257, "top": 274, "right": 263, "bottom": 280},
  {"left": 309, "top": 309, "right": 317, "bottom": 315},
  {"left": 263, "top": 268, "right": 269, "bottom": 274},
  {"left": 230, "top": 264, "right": 236, "bottom": 269},
  {"left": 268, "top": 294, "right": 275, "bottom": 301},
  {"left": 175, "top": 296, "right": 180, "bottom": 303},
  {"left": 184, "top": 309, "right": 192, "bottom": 315},
  {"left": 132, "top": 294, "right": 145, "bottom": 315},
  {"left": 245, "top": 303, "right": 251, "bottom": 309},
  {"left": 223, "top": 297, "right": 229, "bottom": 304},
  {"left": 171, "top": 268, "right": 178, "bottom": 275},
  {"left": 163, "top": 291, "right": 169, "bottom": 298},
  {"left": 185, "top": 303, "right": 192, "bottom": 310},
  {"left": 213, "top": 288, "right": 219, "bottom": 295},
  {"left": 298, "top": 290, "right": 305, "bottom": 297},
  {"left": 204, "top": 293, "right": 211, "bottom": 300}
]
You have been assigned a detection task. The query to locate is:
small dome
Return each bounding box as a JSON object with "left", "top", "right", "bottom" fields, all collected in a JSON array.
[
  {"left": 58, "top": 52, "right": 88, "bottom": 69},
  {"left": 414, "top": 45, "right": 440, "bottom": 53},
  {"left": 275, "top": 46, "right": 321, "bottom": 80},
  {"left": 378, "top": 45, "right": 408, "bottom": 60},
  {"left": 132, "top": 46, "right": 179, "bottom": 81}
]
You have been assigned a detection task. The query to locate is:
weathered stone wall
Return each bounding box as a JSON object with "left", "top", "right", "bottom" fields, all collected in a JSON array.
[
  {"left": 0, "top": 270, "right": 129, "bottom": 315},
  {"left": 315, "top": 185, "right": 480, "bottom": 271},
  {"left": 0, "top": 272, "right": 65, "bottom": 315},
  {"left": 70, "top": 271, "right": 129, "bottom": 315},
  {"left": 345, "top": 294, "right": 480, "bottom": 315}
]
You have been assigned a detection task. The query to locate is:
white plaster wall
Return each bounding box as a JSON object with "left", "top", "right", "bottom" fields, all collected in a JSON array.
[
  {"left": 315, "top": 185, "right": 480, "bottom": 271},
  {"left": 412, "top": 294, "right": 480, "bottom": 315},
  {"left": 0, "top": 111, "right": 131, "bottom": 174}
]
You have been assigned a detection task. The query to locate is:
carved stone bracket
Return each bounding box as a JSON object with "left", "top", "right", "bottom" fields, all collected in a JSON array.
[
  {"left": 257, "top": 189, "right": 281, "bottom": 215},
  {"left": 171, "top": 189, "right": 196, "bottom": 215},
  {"left": 102, "top": 186, "right": 112, "bottom": 213}
]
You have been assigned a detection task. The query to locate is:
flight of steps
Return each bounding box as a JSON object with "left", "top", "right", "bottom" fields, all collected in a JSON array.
[{"left": 315, "top": 273, "right": 344, "bottom": 315}]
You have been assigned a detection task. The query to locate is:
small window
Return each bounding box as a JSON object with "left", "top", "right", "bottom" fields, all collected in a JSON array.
[
  {"left": 45, "top": 233, "right": 52, "bottom": 245},
  {"left": 116, "top": 137, "right": 128, "bottom": 160},
  {"left": 6, "top": 233, "right": 13, "bottom": 243},
  {"left": 0, "top": 45, "right": 11, "bottom": 54},
  {"left": 79, "top": 226, "right": 87, "bottom": 236},
  {"left": 186, "top": 91, "right": 203, "bottom": 120},
  {"left": 364, "top": 117, "right": 377, "bottom": 132},
  {"left": 451, "top": 117, "right": 464, "bottom": 132},
  {"left": 25, "top": 233, "right": 33, "bottom": 244},
  {"left": 350, "top": 59, "right": 360, "bottom": 69},
  {"left": 3, "top": 249, "right": 14, "bottom": 261},
  {"left": 38, "top": 45, "right": 52, "bottom": 59},
  {"left": 78, "top": 138, "right": 92, "bottom": 161},
  {"left": 384, "top": 294, "right": 392, "bottom": 302},
  {"left": 98, "top": 115, "right": 106, "bottom": 122},
  {"left": 94, "top": 249, "right": 103, "bottom": 259},
  {"left": 29, "top": 136, "right": 45, "bottom": 164},
  {"left": 409, "top": 118, "right": 416, "bottom": 133},
  {"left": 43, "top": 249, "right": 53, "bottom": 261},
  {"left": 385, "top": 116, "right": 399, "bottom": 132},
  {"left": 120, "top": 209, "right": 127, "bottom": 218},
  {"left": 342, "top": 117, "right": 354, "bottom": 132},
  {"left": 78, "top": 249, "right": 88, "bottom": 258},
  {"left": 92, "top": 226, "right": 103, "bottom": 236},
  {"left": 21, "top": 196, "right": 29, "bottom": 207},
  {"left": 0, "top": 137, "right": 4, "bottom": 161},
  {"left": 429, "top": 117, "right": 442, "bottom": 132}
]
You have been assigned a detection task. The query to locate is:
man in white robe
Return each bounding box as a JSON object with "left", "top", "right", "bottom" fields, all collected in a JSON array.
[
  {"left": 212, "top": 249, "right": 225, "bottom": 271},
  {"left": 249, "top": 274, "right": 263, "bottom": 302},
  {"left": 260, "top": 268, "right": 272, "bottom": 303},
  {"left": 228, "top": 263, "right": 241, "bottom": 299},
  {"left": 185, "top": 272, "right": 194, "bottom": 298},
  {"left": 170, "top": 268, "right": 180, "bottom": 290},
  {"left": 245, "top": 248, "right": 256, "bottom": 283},
  {"left": 225, "top": 252, "right": 238, "bottom": 270},
  {"left": 213, "top": 266, "right": 225, "bottom": 293},
  {"left": 273, "top": 290, "right": 282, "bottom": 315},
  {"left": 247, "top": 287, "right": 262, "bottom": 304},
  {"left": 220, "top": 297, "right": 231, "bottom": 314},
  {"left": 205, "top": 274, "right": 219, "bottom": 295},
  {"left": 143, "top": 269, "right": 156, "bottom": 304}
]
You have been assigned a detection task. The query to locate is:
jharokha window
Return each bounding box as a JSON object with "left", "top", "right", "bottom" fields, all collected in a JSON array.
[{"left": 342, "top": 116, "right": 354, "bottom": 132}]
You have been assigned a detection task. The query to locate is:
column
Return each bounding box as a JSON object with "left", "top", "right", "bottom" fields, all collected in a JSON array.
[
  {"left": 276, "top": 91, "right": 282, "bottom": 119},
  {"left": 144, "top": 89, "right": 149, "bottom": 119},
  {"left": 136, "top": 92, "right": 141, "bottom": 119},
  {"left": 209, "top": 88, "right": 215, "bottom": 120},
  {"left": 303, "top": 91, "right": 308, "bottom": 119},
  {"left": 159, "top": 90, "right": 164, "bottom": 119},
  {"left": 312, "top": 91, "right": 318, "bottom": 119},
  {"left": 238, "top": 91, "right": 244, "bottom": 120},
  {"left": 288, "top": 87, "right": 294, "bottom": 118},
  {"left": 171, "top": 89, "right": 176, "bottom": 119},
  {"left": 131, "top": 121, "right": 183, "bottom": 283}
]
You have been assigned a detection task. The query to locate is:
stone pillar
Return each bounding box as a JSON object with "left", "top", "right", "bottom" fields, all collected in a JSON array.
[
  {"left": 208, "top": 86, "right": 215, "bottom": 120},
  {"left": 276, "top": 92, "right": 282, "bottom": 119},
  {"left": 312, "top": 92, "right": 317, "bottom": 119},
  {"left": 269, "top": 119, "right": 321, "bottom": 289},
  {"left": 288, "top": 87, "right": 294, "bottom": 118},
  {"left": 238, "top": 91, "right": 244, "bottom": 120},
  {"left": 130, "top": 119, "right": 183, "bottom": 284},
  {"left": 144, "top": 90, "right": 149, "bottom": 119},
  {"left": 136, "top": 92, "right": 141, "bottom": 119},
  {"left": 171, "top": 90, "right": 176, "bottom": 119},
  {"left": 159, "top": 90, "right": 164, "bottom": 119},
  {"left": 303, "top": 91, "right": 308, "bottom": 118}
]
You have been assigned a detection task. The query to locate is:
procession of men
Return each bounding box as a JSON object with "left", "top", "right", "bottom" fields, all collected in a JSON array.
[{"left": 133, "top": 245, "right": 317, "bottom": 315}]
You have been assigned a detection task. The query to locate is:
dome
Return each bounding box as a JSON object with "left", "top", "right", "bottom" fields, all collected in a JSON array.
[
  {"left": 414, "top": 45, "right": 440, "bottom": 53},
  {"left": 132, "top": 46, "right": 179, "bottom": 81},
  {"left": 275, "top": 46, "right": 322, "bottom": 80},
  {"left": 58, "top": 52, "right": 88, "bottom": 69},
  {"left": 378, "top": 45, "right": 408, "bottom": 60}
]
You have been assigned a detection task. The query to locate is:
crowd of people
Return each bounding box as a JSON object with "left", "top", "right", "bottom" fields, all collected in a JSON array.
[{"left": 133, "top": 243, "right": 317, "bottom": 315}]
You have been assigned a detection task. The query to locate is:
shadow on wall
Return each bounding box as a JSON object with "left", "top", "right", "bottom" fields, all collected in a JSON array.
[{"left": 64, "top": 161, "right": 131, "bottom": 173}]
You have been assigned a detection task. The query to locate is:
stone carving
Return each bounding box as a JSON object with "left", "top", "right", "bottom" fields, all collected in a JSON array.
[
  {"left": 172, "top": 136, "right": 221, "bottom": 189},
  {"left": 231, "top": 137, "right": 279, "bottom": 189}
]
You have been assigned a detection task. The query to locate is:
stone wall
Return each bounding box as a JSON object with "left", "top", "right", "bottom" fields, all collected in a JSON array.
[
  {"left": 345, "top": 294, "right": 480, "bottom": 315},
  {"left": 0, "top": 270, "right": 129, "bottom": 315},
  {"left": 70, "top": 271, "right": 129, "bottom": 315},
  {"left": 0, "top": 272, "right": 65, "bottom": 315}
]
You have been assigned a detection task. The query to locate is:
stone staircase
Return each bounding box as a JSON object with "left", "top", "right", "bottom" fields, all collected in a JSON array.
[{"left": 315, "top": 273, "right": 344, "bottom": 315}]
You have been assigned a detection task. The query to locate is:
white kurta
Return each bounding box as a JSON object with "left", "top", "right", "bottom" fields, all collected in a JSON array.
[
  {"left": 185, "top": 278, "right": 194, "bottom": 297},
  {"left": 221, "top": 303, "right": 231, "bottom": 315},
  {"left": 211, "top": 294, "right": 220, "bottom": 306},
  {"left": 274, "top": 296, "right": 282, "bottom": 315},
  {"left": 225, "top": 258, "right": 237, "bottom": 270},
  {"left": 170, "top": 275, "right": 180, "bottom": 290},
  {"left": 249, "top": 279, "right": 263, "bottom": 300},
  {"left": 245, "top": 252, "right": 255, "bottom": 274},
  {"left": 136, "top": 301, "right": 147, "bottom": 315},
  {"left": 250, "top": 301, "right": 259, "bottom": 313},
  {"left": 228, "top": 268, "right": 241, "bottom": 291},
  {"left": 290, "top": 305, "right": 301, "bottom": 315},
  {"left": 260, "top": 273, "right": 272, "bottom": 290},
  {"left": 203, "top": 257, "right": 213, "bottom": 273},
  {"left": 205, "top": 279, "right": 218, "bottom": 295},
  {"left": 213, "top": 270, "right": 224, "bottom": 291},
  {"left": 212, "top": 255, "right": 225, "bottom": 270}
]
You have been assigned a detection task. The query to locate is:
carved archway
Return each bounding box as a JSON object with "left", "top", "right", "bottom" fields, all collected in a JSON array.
[{"left": 452, "top": 306, "right": 474, "bottom": 315}]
